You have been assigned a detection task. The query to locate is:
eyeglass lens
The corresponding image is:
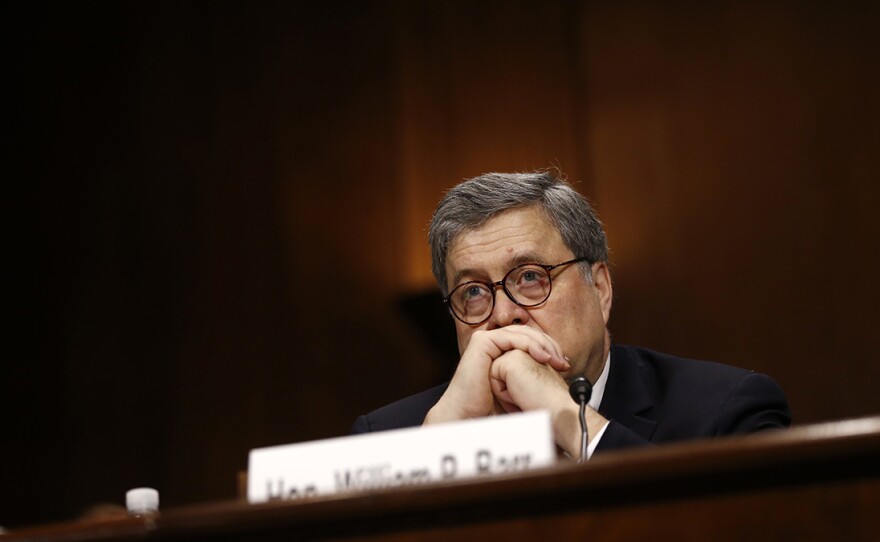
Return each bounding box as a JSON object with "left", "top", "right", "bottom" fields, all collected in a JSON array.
[{"left": 450, "top": 264, "right": 552, "bottom": 324}]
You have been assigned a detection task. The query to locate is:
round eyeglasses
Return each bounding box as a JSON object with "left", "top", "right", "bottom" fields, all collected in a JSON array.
[{"left": 443, "top": 256, "right": 591, "bottom": 325}]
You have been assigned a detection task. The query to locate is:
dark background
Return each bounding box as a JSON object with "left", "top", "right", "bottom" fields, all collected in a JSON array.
[{"left": 3, "top": 1, "right": 879, "bottom": 528}]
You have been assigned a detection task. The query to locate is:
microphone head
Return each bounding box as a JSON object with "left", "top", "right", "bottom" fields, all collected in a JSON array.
[{"left": 568, "top": 377, "right": 593, "bottom": 405}]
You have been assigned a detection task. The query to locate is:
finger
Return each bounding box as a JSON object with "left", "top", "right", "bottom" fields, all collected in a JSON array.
[
  {"left": 490, "top": 373, "right": 509, "bottom": 400},
  {"left": 517, "top": 326, "right": 569, "bottom": 370},
  {"left": 491, "top": 398, "right": 508, "bottom": 416},
  {"left": 507, "top": 325, "right": 568, "bottom": 369},
  {"left": 491, "top": 349, "right": 571, "bottom": 414},
  {"left": 490, "top": 378, "right": 521, "bottom": 414},
  {"left": 480, "top": 326, "right": 570, "bottom": 370},
  {"left": 497, "top": 399, "right": 521, "bottom": 414}
]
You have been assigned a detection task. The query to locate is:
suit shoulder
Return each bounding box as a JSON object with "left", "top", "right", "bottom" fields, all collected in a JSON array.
[
  {"left": 610, "top": 343, "right": 790, "bottom": 435},
  {"left": 613, "top": 343, "right": 755, "bottom": 388}
]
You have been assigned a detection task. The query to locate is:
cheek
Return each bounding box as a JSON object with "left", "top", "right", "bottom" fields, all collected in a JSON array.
[
  {"left": 553, "top": 286, "right": 603, "bottom": 344},
  {"left": 455, "top": 323, "right": 475, "bottom": 355},
  {"left": 573, "top": 292, "right": 604, "bottom": 334}
]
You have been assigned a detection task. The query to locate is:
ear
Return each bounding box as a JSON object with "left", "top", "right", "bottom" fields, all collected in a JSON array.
[{"left": 591, "top": 262, "right": 613, "bottom": 325}]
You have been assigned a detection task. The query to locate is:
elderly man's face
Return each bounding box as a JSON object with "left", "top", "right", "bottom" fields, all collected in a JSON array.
[{"left": 444, "top": 205, "right": 612, "bottom": 382}]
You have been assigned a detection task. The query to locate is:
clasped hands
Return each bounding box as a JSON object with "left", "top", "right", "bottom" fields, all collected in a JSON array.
[{"left": 423, "top": 325, "right": 602, "bottom": 458}]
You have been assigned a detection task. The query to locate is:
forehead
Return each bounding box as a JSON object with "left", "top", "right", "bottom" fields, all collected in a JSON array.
[{"left": 446, "top": 206, "right": 569, "bottom": 278}]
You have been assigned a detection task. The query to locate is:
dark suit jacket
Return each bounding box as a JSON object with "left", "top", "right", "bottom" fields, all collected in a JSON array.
[{"left": 350, "top": 344, "right": 791, "bottom": 453}]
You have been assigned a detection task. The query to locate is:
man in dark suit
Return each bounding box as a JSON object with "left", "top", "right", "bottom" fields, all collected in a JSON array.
[{"left": 352, "top": 171, "right": 790, "bottom": 458}]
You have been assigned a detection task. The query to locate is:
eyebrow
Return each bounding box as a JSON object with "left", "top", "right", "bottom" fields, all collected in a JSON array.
[{"left": 449, "top": 251, "right": 549, "bottom": 288}]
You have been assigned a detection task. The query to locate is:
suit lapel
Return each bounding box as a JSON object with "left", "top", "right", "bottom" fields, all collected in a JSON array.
[{"left": 598, "top": 344, "right": 658, "bottom": 441}]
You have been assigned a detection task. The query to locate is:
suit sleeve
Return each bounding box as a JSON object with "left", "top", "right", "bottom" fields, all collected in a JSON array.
[
  {"left": 350, "top": 415, "right": 371, "bottom": 435},
  {"left": 594, "top": 421, "right": 653, "bottom": 452},
  {"left": 715, "top": 372, "right": 791, "bottom": 435},
  {"left": 348, "top": 383, "right": 449, "bottom": 435}
]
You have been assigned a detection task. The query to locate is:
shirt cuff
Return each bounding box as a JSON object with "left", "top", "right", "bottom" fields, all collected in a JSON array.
[{"left": 586, "top": 420, "right": 610, "bottom": 460}]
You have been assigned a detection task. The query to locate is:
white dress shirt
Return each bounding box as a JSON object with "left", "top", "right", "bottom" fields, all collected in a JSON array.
[{"left": 585, "top": 351, "right": 611, "bottom": 459}]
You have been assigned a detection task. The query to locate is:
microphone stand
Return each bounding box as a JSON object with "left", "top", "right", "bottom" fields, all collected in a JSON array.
[{"left": 568, "top": 377, "right": 593, "bottom": 463}]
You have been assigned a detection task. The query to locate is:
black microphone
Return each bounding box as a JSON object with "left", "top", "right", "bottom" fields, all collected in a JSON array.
[
  {"left": 569, "top": 377, "right": 592, "bottom": 405},
  {"left": 568, "top": 377, "right": 592, "bottom": 463}
]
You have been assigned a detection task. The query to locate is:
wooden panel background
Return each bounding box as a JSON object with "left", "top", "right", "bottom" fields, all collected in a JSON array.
[{"left": 3, "top": 0, "right": 878, "bottom": 528}]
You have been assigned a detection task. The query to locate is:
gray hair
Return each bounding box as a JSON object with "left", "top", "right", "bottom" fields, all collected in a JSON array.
[{"left": 429, "top": 171, "right": 609, "bottom": 295}]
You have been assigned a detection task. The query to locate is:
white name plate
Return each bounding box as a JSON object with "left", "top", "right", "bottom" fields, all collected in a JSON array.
[{"left": 247, "top": 410, "right": 555, "bottom": 503}]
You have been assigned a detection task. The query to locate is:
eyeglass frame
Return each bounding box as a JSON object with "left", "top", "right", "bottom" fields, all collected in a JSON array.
[{"left": 442, "top": 256, "right": 593, "bottom": 326}]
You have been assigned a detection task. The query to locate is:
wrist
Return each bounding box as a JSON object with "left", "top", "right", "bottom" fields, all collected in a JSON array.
[
  {"left": 423, "top": 394, "right": 484, "bottom": 426},
  {"left": 423, "top": 402, "right": 454, "bottom": 426},
  {"left": 550, "top": 398, "right": 609, "bottom": 460},
  {"left": 551, "top": 400, "right": 583, "bottom": 458}
]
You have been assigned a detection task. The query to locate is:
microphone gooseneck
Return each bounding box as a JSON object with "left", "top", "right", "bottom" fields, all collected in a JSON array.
[
  {"left": 568, "top": 377, "right": 593, "bottom": 463},
  {"left": 569, "top": 377, "right": 592, "bottom": 405}
]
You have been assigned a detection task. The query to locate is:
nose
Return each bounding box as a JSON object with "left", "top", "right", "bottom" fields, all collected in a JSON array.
[{"left": 487, "top": 288, "right": 531, "bottom": 329}]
